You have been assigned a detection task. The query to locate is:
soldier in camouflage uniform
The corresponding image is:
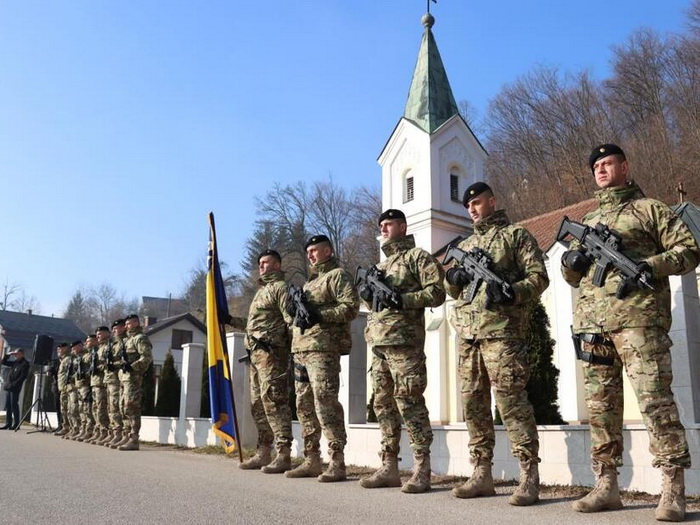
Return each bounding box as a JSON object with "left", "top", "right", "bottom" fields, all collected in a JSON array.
[
  {"left": 77, "top": 335, "right": 98, "bottom": 442},
  {"left": 115, "top": 314, "right": 153, "bottom": 451},
  {"left": 239, "top": 249, "right": 294, "bottom": 473},
  {"left": 54, "top": 342, "right": 71, "bottom": 436},
  {"left": 446, "top": 182, "right": 548, "bottom": 506},
  {"left": 68, "top": 340, "right": 90, "bottom": 441},
  {"left": 106, "top": 319, "right": 126, "bottom": 448},
  {"left": 359, "top": 209, "right": 445, "bottom": 493},
  {"left": 87, "top": 326, "right": 111, "bottom": 444},
  {"left": 285, "top": 234, "right": 359, "bottom": 482},
  {"left": 562, "top": 144, "right": 700, "bottom": 522},
  {"left": 63, "top": 341, "right": 81, "bottom": 439}
]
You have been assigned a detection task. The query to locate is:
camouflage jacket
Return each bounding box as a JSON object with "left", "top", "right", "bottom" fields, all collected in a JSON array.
[
  {"left": 57, "top": 354, "right": 71, "bottom": 393},
  {"left": 72, "top": 353, "right": 88, "bottom": 388},
  {"left": 364, "top": 235, "right": 446, "bottom": 347},
  {"left": 446, "top": 210, "right": 549, "bottom": 339},
  {"left": 246, "top": 270, "right": 291, "bottom": 351},
  {"left": 562, "top": 182, "right": 700, "bottom": 333},
  {"left": 292, "top": 257, "right": 359, "bottom": 354},
  {"left": 86, "top": 345, "right": 105, "bottom": 387},
  {"left": 119, "top": 326, "right": 153, "bottom": 378},
  {"left": 99, "top": 340, "right": 118, "bottom": 385},
  {"left": 105, "top": 335, "right": 125, "bottom": 385}
]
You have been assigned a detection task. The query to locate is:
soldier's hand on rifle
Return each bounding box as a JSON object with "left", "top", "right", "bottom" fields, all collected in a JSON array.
[
  {"left": 486, "top": 281, "right": 515, "bottom": 306},
  {"left": 561, "top": 248, "right": 592, "bottom": 274},
  {"left": 446, "top": 267, "right": 470, "bottom": 287},
  {"left": 386, "top": 292, "right": 403, "bottom": 310},
  {"left": 358, "top": 284, "right": 374, "bottom": 303},
  {"left": 635, "top": 262, "right": 654, "bottom": 289}
]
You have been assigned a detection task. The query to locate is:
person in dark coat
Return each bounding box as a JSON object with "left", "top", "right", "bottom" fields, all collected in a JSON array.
[{"left": 1, "top": 348, "right": 31, "bottom": 430}]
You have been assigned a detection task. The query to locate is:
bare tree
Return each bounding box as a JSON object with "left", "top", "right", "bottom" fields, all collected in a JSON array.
[
  {"left": 0, "top": 278, "right": 22, "bottom": 311},
  {"left": 13, "top": 291, "right": 41, "bottom": 314}
]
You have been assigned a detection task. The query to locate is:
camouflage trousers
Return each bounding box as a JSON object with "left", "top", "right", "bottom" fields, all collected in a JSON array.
[
  {"left": 78, "top": 385, "right": 95, "bottom": 433},
  {"left": 293, "top": 351, "right": 346, "bottom": 453},
  {"left": 582, "top": 326, "right": 690, "bottom": 468},
  {"left": 120, "top": 375, "right": 143, "bottom": 437},
  {"left": 249, "top": 346, "right": 292, "bottom": 450},
  {"left": 65, "top": 388, "right": 79, "bottom": 431},
  {"left": 459, "top": 338, "right": 539, "bottom": 462},
  {"left": 371, "top": 344, "right": 432, "bottom": 455},
  {"left": 106, "top": 381, "right": 123, "bottom": 431},
  {"left": 58, "top": 389, "right": 69, "bottom": 429},
  {"left": 91, "top": 385, "right": 110, "bottom": 432}
]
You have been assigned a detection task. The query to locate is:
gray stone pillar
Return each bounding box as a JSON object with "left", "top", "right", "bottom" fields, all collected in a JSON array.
[
  {"left": 226, "top": 332, "right": 257, "bottom": 448},
  {"left": 341, "top": 313, "right": 368, "bottom": 424}
]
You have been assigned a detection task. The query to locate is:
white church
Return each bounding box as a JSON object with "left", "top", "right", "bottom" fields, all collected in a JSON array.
[{"left": 31, "top": 10, "right": 700, "bottom": 496}]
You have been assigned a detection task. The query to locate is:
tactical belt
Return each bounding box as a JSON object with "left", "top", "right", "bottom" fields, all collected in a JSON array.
[
  {"left": 293, "top": 362, "right": 309, "bottom": 383},
  {"left": 572, "top": 332, "right": 615, "bottom": 366}
]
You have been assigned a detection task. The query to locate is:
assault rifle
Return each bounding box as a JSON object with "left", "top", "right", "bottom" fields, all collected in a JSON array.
[
  {"left": 556, "top": 216, "right": 654, "bottom": 299},
  {"left": 75, "top": 355, "right": 83, "bottom": 380},
  {"left": 89, "top": 346, "right": 98, "bottom": 376},
  {"left": 63, "top": 358, "right": 73, "bottom": 389},
  {"left": 119, "top": 340, "right": 132, "bottom": 373},
  {"left": 354, "top": 266, "right": 402, "bottom": 313},
  {"left": 105, "top": 341, "right": 114, "bottom": 372},
  {"left": 442, "top": 245, "right": 514, "bottom": 307},
  {"left": 287, "top": 284, "right": 318, "bottom": 335}
]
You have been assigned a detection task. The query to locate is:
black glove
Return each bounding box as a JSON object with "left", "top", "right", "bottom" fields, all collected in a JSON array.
[
  {"left": 562, "top": 249, "right": 592, "bottom": 274},
  {"left": 446, "top": 267, "right": 471, "bottom": 287},
  {"left": 121, "top": 362, "right": 132, "bottom": 373},
  {"left": 385, "top": 292, "right": 403, "bottom": 310},
  {"left": 485, "top": 281, "right": 515, "bottom": 306},
  {"left": 106, "top": 364, "right": 115, "bottom": 372},
  {"left": 285, "top": 301, "right": 298, "bottom": 319},
  {"left": 635, "top": 262, "right": 654, "bottom": 288},
  {"left": 358, "top": 284, "right": 374, "bottom": 303}
]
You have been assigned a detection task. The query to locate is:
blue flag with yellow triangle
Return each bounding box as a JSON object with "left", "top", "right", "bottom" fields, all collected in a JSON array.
[{"left": 206, "top": 212, "right": 239, "bottom": 454}]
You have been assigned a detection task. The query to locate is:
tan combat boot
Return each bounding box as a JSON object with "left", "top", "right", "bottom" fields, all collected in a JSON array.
[
  {"left": 401, "top": 452, "right": 431, "bottom": 493},
  {"left": 285, "top": 451, "right": 323, "bottom": 478},
  {"left": 452, "top": 458, "right": 496, "bottom": 498},
  {"left": 97, "top": 429, "right": 112, "bottom": 446},
  {"left": 107, "top": 429, "right": 123, "bottom": 448},
  {"left": 572, "top": 463, "right": 623, "bottom": 512},
  {"left": 239, "top": 445, "right": 273, "bottom": 470},
  {"left": 111, "top": 432, "right": 131, "bottom": 449},
  {"left": 261, "top": 446, "right": 291, "bottom": 474},
  {"left": 509, "top": 459, "right": 540, "bottom": 506},
  {"left": 360, "top": 452, "right": 401, "bottom": 488},
  {"left": 318, "top": 449, "right": 346, "bottom": 483},
  {"left": 86, "top": 429, "right": 101, "bottom": 444},
  {"left": 119, "top": 434, "right": 140, "bottom": 451},
  {"left": 55, "top": 426, "right": 70, "bottom": 437},
  {"left": 655, "top": 466, "right": 686, "bottom": 522}
]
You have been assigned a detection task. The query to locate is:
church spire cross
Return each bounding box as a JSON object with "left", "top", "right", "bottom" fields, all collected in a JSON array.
[
  {"left": 677, "top": 181, "right": 687, "bottom": 205},
  {"left": 427, "top": 0, "right": 437, "bottom": 14}
]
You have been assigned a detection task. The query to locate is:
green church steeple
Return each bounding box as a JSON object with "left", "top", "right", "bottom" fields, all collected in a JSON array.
[{"left": 403, "top": 13, "right": 459, "bottom": 134}]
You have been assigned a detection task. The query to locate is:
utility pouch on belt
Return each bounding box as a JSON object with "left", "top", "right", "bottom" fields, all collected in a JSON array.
[{"left": 571, "top": 327, "right": 615, "bottom": 366}]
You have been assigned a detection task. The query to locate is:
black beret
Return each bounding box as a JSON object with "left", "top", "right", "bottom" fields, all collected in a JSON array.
[
  {"left": 462, "top": 181, "right": 492, "bottom": 206},
  {"left": 111, "top": 318, "right": 125, "bottom": 328},
  {"left": 95, "top": 326, "right": 109, "bottom": 333},
  {"left": 589, "top": 143, "right": 625, "bottom": 172},
  {"left": 86, "top": 334, "right": 97, "bottom": 340},
  {"left": 304, "top": 234, "right": 331, "bottom": 250},
  {"left": 71, "top": 340, "right": 83, "bottom": 347},
  {"left": 57, "top": 342, "right": 70, "bottom": 348},
  {"left": 124, "top": 314, "right": 139, "bottom": 321},
  {"left": 377, "top": 209, "right": 406, "bottom": 225},
  {"left": 257, "top": 249, "right": 282, "bottom": 263}
]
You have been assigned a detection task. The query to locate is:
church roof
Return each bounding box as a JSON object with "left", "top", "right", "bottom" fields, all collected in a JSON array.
[
  {"left": 403, "top": 13, "right": 459, "bottom": 134},
  {"left": 672, "top": 201, "right": 700, "bottom": 246},
  {"left": 517, "top": 199, "right": 597, "bottom": 252}
]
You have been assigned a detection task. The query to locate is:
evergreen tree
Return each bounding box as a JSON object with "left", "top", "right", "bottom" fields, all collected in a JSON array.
[
  {"left": 200, "top": 350, "right": 210, "bottom": 418},
  {"left": 155, "top": 352, "right": 181, "bottom": 417},
  {"left": 141, "top": 362, "right": 156, "bottom": 416},
  {"left": 495, "top": 300, "right": 565, "bottom": 425},
  {"left": 525, "top": 301, "right": 566, "bottom": 425}
]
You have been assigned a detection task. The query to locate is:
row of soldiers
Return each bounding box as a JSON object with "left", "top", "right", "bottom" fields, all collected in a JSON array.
[
  {"left": 49, "top": 314, "right": 153, "bottom": 451},
  {"left": 241, "top": 144, "right": 699, "bottom": 523}
]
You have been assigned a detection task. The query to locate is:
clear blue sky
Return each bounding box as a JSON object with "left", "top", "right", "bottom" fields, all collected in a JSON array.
[{"left": 0, "top": 0, "right": 693, "bottom": 317}]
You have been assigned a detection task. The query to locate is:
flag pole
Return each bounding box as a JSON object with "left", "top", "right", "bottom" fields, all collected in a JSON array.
[{"left": 208, "top": 212, "right": 244, "bottom": 463}]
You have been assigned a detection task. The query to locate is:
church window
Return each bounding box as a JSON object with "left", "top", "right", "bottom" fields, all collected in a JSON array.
[
  {"left": 450, "top": 174, "right": 460, "bottom": 202},
  {"left": 405, "top": 176, "right": 414, "bottom": 202}
]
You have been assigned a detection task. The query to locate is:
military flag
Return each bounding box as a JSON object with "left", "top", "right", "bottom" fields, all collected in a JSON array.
[{"left": 206, "top": 212, "right": 241, "bottom": 458}]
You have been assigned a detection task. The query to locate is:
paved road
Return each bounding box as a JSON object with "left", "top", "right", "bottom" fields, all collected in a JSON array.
[{"left": 0, "top": 429, "right": 698, "bottom": 524}]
